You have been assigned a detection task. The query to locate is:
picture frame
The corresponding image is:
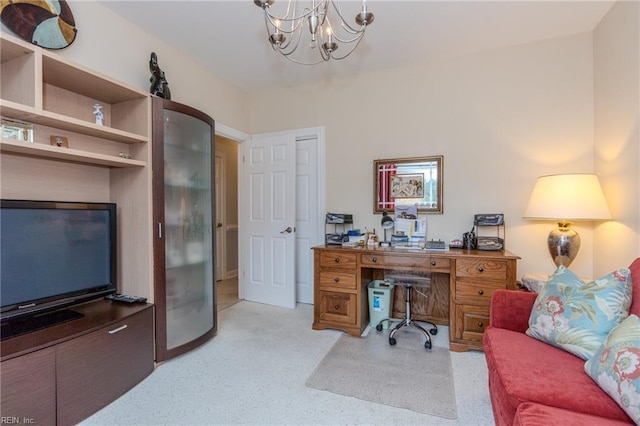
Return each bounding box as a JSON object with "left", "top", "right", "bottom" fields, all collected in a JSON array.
[
  {"left": 390, "top": 174, "right": 424, "bottom": 198},
  {"left": 2, "top": 117, "right": 34, "bottom": 142},
  {"left": 50, "top": 135, "right": 69, "bottom": 148},
  {"left": 373, "top": 155, "right": 443, "bottom": 214}
]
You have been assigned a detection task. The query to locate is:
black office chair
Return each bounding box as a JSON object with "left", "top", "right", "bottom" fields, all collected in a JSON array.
[{"left": 376, "top": 281, "right": 438, "bottom": 349}]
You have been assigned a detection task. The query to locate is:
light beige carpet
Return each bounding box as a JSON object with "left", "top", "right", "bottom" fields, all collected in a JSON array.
[{"left": 305, "top": 329, "right": 458, "bottom": 419}]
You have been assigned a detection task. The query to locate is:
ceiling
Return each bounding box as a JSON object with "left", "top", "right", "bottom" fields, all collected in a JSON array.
[{"left": 100, "top": 1, "right": 615, "bottom": 94}]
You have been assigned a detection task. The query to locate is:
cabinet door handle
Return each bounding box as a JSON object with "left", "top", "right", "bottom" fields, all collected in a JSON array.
[
  {"left": 478, "top": 322, "right": 484, "bottom": 328},
  {"left": 334, "top": 258, "right": 340, "bottom": 263},
  {"left": 478, "top": 289, "right": 484, "bottom": 295},
  {"left": 372, "top": 257, "right": 377, "bottom": 263},
  {"left": 334, "top": 277, "right": 340, "bottom": 283},
  {"left": 477, "top": 267, "right": 484, "bottom": 272},
  {"left": 334, "top": 305, "right": 340, "bottom": 310},
  {"left": 108, "top": 324, "right": 128, "bottom": 334},
  {"left": 431, "top": 260, "right": 436, "bottom": 266}
]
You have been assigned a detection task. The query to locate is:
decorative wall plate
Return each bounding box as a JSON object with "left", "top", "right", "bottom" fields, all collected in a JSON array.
[{"left": 1, "top": 0, "right": 77, "bottom": 49}]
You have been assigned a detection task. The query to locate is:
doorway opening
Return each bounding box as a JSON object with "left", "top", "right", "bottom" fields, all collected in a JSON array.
[{"left": 214, "top": 128, "right": 243, "bottom": 312}]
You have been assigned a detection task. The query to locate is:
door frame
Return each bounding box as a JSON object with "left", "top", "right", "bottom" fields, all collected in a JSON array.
[
  {"left": 214, "top": 123, "right": 325, "bottom": 304},
  {"left": 214, "top": 153, "right": 225, "bottom": 281}
]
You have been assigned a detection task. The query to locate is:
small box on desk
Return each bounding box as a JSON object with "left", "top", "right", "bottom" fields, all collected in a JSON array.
[
  {"left": 326, "top": 213, "right": 353, "bottom": 224},
  {"left": 476, "top": 237, "right": 504, "bottom": 251},
  {"left": 325, "top": 233, "right": 348, "bottom": 245}
]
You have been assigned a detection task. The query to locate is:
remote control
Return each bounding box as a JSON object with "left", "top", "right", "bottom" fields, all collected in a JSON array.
[{"left": 106, "top": 293, "right": 147, "bottom": 304}]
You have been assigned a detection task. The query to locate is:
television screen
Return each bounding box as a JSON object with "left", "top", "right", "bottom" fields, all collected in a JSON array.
[{"left": 0, "top": 200, "right": 117, "bottom": 323}]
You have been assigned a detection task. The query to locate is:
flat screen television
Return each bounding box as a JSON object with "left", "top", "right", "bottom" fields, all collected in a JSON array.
[{"left": 0, "top": 199, "right": 117, "bottom": 338}]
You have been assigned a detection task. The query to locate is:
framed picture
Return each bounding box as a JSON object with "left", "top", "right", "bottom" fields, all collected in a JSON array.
[
  {"left": 2, "top": 117, "right": 33, "bottom": 142},
  {"left": 50, "top": 135, "right": 69, "bottom": 148},
  {"left": 390, "top": 174, "right": 424, "bottom": 198},
  {"left": 373, "top": 156, "right": 443, "bottom": 214}
]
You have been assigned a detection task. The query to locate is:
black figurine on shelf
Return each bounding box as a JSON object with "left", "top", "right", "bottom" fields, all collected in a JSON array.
[{"left": 149, "top": 52, "right": 171, "bottom": 100}]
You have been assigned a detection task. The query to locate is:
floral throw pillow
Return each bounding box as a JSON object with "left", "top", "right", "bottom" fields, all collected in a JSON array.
[
  {"left": 526, "top": 266, "right": 632, "bottom": 360},
  {"left": 585, "top": 314, "right": 640, "bottom": 424}
]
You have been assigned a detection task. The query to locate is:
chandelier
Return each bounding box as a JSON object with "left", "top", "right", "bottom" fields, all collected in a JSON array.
[{"left": 253, "top": 0, "right": 375, "bottom": 65}]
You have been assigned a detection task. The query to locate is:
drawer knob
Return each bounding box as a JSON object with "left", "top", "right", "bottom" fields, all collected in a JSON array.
[
  {"left": 431, "top": 260, "right": 436, "bottom": 266},
  {"left": 334, "top": 304, "right": 340, "bottom": 310},
  {"left": 334, "top": 258, "right": 340, "bottom": 263},
  {"left": 334, "top": 277, "right": 340, "bottom": 283},
  {"left": 478, "top": 289, "right": 484, "bottom": 295},
  {"left": 478, "top": 322, "right": 484, "bottom": 328},
  {"left": 372, "top": 257, "right": 377, "bottom": 263},
  {"left": 477, "top": 267, "right": 484, "bottom": 272}
]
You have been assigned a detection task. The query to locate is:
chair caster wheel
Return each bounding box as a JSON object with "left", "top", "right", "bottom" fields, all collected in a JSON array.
[
  {"left": 425, "top": 340, "right": 432, "bottom": 349},
  {"left": 376, "top": 324, "right": 383, "bottom": 332},
  {"left": 430, "top": 328, "right": 438, "bottom": 335},
  {"left": 389, "top": 337, "right": 397, "bottom": 345}
]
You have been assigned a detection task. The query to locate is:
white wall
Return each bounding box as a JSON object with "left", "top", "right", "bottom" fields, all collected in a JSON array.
[
  {"left": 4, "top": 1, "right": 637, "bottom": 279},
  {"left": 0, "top": 1, "right": 250, "bottom": 132},
  {"left": 248, "top": 33, "right": 597, "bottom": 278},
  {"left": 594, "top": 1, "right": 640, "bottom": 275}
]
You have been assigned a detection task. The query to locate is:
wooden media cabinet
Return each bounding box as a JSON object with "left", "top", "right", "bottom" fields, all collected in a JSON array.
[{"left": 0, "top": 300, "right": 154, "bottom": 425}]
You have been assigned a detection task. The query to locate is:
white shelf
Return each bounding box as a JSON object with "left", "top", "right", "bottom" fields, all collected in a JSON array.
[
  {"left": 0, "top": 100, "right": 147, "bottom": 145},
  {"left": 0, "top": 138, "right": 145, "bottom": 168}
]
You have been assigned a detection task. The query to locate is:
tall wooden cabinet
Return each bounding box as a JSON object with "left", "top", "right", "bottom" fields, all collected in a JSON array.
[{"left": 152, "top": 97, "right": 217, "bottom": 361}]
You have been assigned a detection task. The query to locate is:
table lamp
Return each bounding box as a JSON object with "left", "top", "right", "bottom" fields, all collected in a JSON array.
[
  {"left": 381, "top": 211, "right": 394, "bottom": 243},
  {"left": 524, "top": 173, "right": 611, "bottom": 267}
]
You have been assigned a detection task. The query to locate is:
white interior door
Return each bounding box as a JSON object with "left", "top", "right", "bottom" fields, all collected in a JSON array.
[{"left": 242, "top": 132, "right": 296, "bottom": 309}]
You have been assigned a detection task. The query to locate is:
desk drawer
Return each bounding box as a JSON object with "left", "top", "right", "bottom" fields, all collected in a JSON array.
[
  {"left": 319, "top": 251, "right": 357, "bottom": 270},
  {"left": 454, "top": 304, "right": 490, "bottom": 342},
  {"left": 456, "top": 259, "right": 508, "bottom": 280},
  {"left": 319, "top": 271, "right": 357, "bottom": 290},
  {"left": 318, "top": 290, "right": 357, "bottom": 325},
  {"left": 361, "top": 254, "right": 450, "bottom": 271},
  {"left": 455, "top": 280, "right": 505, "bottom": 305}
]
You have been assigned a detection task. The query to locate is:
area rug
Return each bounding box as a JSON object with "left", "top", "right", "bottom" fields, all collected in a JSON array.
[{"left": 305, "top": 329, "right": 457, "bottom": 419}]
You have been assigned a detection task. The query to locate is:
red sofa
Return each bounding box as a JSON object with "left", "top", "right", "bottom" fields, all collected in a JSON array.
[{"left": 483, "top": 258, "right": 640, "bottom": 426}]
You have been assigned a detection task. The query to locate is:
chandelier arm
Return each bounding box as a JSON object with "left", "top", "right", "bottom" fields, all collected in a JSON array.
[
  {"left": 325, "top": 32, "right": 366, "bottom": 60},
  {"left": 329, "top": 0, "right": 367, "bottom": 33},
  {"left": 264, "top": 1, "right": 326, "bottom": 23},
  {"left": 265, "top": 12, "right": 304, "bottom": 34},
  {"left": 277, "top": 23, "right": 304, "bottom": 53},
  {"left": 330, "top": 30, "right": 366, "bottom": 45}
]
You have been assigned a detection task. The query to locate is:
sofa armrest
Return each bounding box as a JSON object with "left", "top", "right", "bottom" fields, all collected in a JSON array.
[{"left": 489, "top": 289, "right": 537, "bottom": 333}]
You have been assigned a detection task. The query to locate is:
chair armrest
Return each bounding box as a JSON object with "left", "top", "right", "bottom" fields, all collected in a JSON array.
[{"left": 489, "top": 289, "right": 537, "bottom": 333}]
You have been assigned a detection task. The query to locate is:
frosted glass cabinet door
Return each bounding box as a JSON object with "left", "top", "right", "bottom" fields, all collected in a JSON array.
[{"left": 152, "top": 97, "right": 216, "bottom": 362}]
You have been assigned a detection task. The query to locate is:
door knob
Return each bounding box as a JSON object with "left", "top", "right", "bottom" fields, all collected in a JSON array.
[
  {"left": 280, "top": 227, "right": 293, "bottom": 234},
  {"left": 216, "top": 223, "right": 223, "bottom": 228}
]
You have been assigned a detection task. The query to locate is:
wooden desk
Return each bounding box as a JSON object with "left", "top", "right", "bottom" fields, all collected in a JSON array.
[{"left": 312, "top": 245, "right": 520, "bottom": 351}]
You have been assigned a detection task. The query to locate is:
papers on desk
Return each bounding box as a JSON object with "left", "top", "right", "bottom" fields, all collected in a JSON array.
[{"left": 392, "top": 217, "right": 426, "bottom": 247}]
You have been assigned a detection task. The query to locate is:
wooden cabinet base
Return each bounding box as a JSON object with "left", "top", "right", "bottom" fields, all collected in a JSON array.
[
  {"left": 0, "top": 300, "right": 154, "bottom": 424},
  {"left": 0, "top": 347, "right": 56, "bottom": 424},
  {"left": 312, "top": 321, "right": 364, "bottom": 337}
]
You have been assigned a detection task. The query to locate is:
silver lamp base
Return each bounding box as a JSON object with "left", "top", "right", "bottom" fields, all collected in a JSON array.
[{"left": 547, "top": 222, "right": 580, "bottom": 267}]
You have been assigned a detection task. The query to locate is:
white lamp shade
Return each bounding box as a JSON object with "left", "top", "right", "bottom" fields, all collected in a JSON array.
[{"left": 524, "top": 174, "right": 611, "bottom": 221}]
